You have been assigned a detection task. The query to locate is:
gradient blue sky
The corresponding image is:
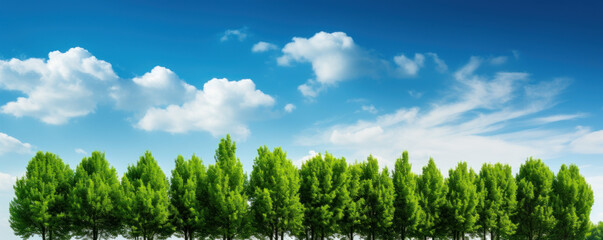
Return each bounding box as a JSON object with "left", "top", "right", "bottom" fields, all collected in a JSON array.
[{"left": 1, "top": 1, "right": 602, "bottom": 238}]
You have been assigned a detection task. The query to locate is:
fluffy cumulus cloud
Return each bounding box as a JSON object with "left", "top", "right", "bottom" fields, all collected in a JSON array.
[
  {"left": 0, "top": 47, "right": 118, "bottom": 124},
  {"left": 284, "top": 103, "right": 296, "bottom": 113},
  {"left": 0, "top": 172, "right": 17, "bottom": 191},
  {"left": 137, "top": 78, "right": 275, "bottom": 139},
  {"left": 0, "top": 132, "right": 31, "bottom": 155},
  {"left": 278, "top": 31, "right": 382, "bottom": 97},
  {"left": 111, "top": 66, "right": 197, "bottom": 111},
  {"left": 220, "top": 28, "right": 247, "bottom": 42},
  {"left": 252, "top": 41, "right": 278, "bottom": 53},
  {"left": 297, "top": 56, "right": 597, "bottom": 173}
]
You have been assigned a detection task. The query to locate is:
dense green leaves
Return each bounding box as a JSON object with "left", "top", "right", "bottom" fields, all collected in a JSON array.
[
  {"left": 515, "top": 157, "right": 556, "bottom": 240},
  {"left": 9, "top": 151, "right": 73, "bottom": 240},
  {"left": 70, "top": 151, "right": 121, "bottom": 240},
  {"left": 552, "top": 164, "right": 594, "bottom": 239},
  {"left": 121, "top": 151, "right": 173, "bottom": 240},
  {"left": 8, "top": 141, "right": 596, "bottom": 240},
  {"left": 249, "top": 146, "right": 304, "bottom": 240}
]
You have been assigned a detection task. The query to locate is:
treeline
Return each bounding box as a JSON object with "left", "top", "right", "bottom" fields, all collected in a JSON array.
[{"left": 9, "top": 135, "right": 597, "bottom": 240}]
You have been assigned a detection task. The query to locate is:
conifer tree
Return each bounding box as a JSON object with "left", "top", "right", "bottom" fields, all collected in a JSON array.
[
  {"left": 120, "top": 151, "right": 173, "bottom": 240},
  {"left": 169, "top": 154, "right": 207, "bottom": 240},
  {"left": 249, "top": 146, "right": 304, "bottom": 240},
  {"left": 340, "top": 162, "right": 366, "bottom": 240},
  {"left": 9, "top": 151, "right": 73, "bottom": 240},
  {"left": 358, "top": 155, "right": 395, "bottom": 240},
  {"left": 514, "top": 157, "right": 556, "bottom": 240},
  {"left": 417, "top": 158, "right": 447, "bottom": 240},
  {"left": 299, "top": 153, "right": 349, "bottom": 240},
  {"left": 444, "top": 162, "right": 479, "bottom": 240},
  {"left": 476, "top": 163, "right": 517, "bottom": 240},
  {"left": 552, "top": 164, "right": 594, "bottom": 239},
  {"left": 206, "top": 135, "right": 249, "bottom": 240},
  {"left": 70, "top": 151, "right": 121, "bottom": 240},
  {"left": 392, "top": 151, "right": 423, "bottom": 240}
]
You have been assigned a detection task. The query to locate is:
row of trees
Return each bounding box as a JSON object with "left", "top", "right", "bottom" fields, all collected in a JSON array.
[{"left": 9, "top": 135, "right": 596, "bottom": 240}]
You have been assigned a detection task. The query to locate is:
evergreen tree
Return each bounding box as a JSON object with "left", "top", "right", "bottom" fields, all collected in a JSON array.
[
  {"left": 249, "top": 146, "right": 304, "bottom": 240},
  {"left": 299, "top": 152, "right": 349, "bottom": 240},
  {"left": 340, "top": 162, "right": 366, "bottom": 240},
  {"left": 9, "top": 151, "right": 73, "bottom": 240},
  {"left": 358, "top": 155, "right": 395, "bottom": 240},
  {"left": 476, "top": 163, "right": 517, "bottom": 240},
  {"left": 70, "top": 151, "right": 121, "bottom": 240},
  {"left": 392, "top": 151, "right": 423, "bottom": 240},
  {"left": 417, "top": 158, "right": 447, "bottom": 240},
  {"left": 121, "top": 151, "right": 173, "bottom": 240},
  {"left": 514, "top": 157, "right": 555, "bottom": 240},
  {"left": 206, "top": 135, "right": 249, "bottom": 240},
  {"left": 169, "top": 154, "right": 207, "bottom": 240},
  {"left": 552, "top": 164, "right": 594, "bottom": 239},
  {"left": 444, "top": 162, "right": 479, "bottom": 240}
]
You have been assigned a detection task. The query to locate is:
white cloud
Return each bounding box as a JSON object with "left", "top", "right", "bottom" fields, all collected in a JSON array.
[
  {"left": 570, "top": 130, "right": 603, "bottom": 154},
  {"left": 221, "top": 28, "right": 247, "bottom": 42},
  {"left": 252, "top": 41, "right": 278, "bottom": 53},
  {"left": 587, "top": 175, "right": 603, "bottom": 223},
  {"left": 394, "top": 53, "right": 425, "bottom": 76},
  {"left": 408, "top": 90, "right": 423, "bottom": 98},
  {"left": 532, "top": 113, "right": 585, "bottom": 124},
  {"left": 111, "top": 66, "right": 197, "bottom": 111},
  {"left": 296, "top": 56, "right": 592, "bottom": 173},
  {"left": 284, "top": 103, "right": 296, "bottom": 113},
  {"left": 489, "top": 56, "right": 508, "bottom": 65},
  {"left": 0, "top": 132, "right": 31, "bottom": 155},
  {"left": 427, "top": 52, "right": 448, "bottom": 72},
  {"left": 293, "top": 150, "right": 319, "bottom": 167},
  {"left": 0, "top": 172, "right": 16, "bottom": 191},
  {"left": 0, "top": 47, "right": 118, "bottom": 124},
  {"left": 361, "top": 105, "right": 378, "bottom": 114},
  {"left": 137, "top": 78, "right": 275, "bottom": 139},
  {"left": 278, "top": 31, "right": 382, "bottom": 97},
  {"left": 75, "top": 148, "right": 87, "bottom": 155}
]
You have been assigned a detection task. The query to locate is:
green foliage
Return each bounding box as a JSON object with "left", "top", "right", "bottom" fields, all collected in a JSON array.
[
  {"left": 121, "top": 151, "right": 173, "bottom": 240},
  {"left": 206, "top": 135, "right": 249, "bottom": 240},
  {"left": 70, "top": 151, "right": 121, "bottom": 240},
  {"left": 249, "top": 146, "right": 304, "bottom": 240},
  {"left": 392, "top": 151, "right": 423, "bottom": 240},
  {"left": 358, "top": 155, "right": 394, "bottom": 240},
  {"left": 444, "top": 162, "right": 479, "bottom": 240},
  {"left": 514, "top": 157, "right": 556, "bottom": 240},
  {"left": 476, "top": 163, "right": 517, "bottom": 240},
  {"left": 587, "top": 222, "right": 603, "bottom": 240},
  {"left": 9, "top": 151, "right": 73, "bottom": 240},
  {"left": 340, "top": 162, "right": 366, "bottom": 240},
  {"left": 169, "top": 154, "right": 207, "bottom": 240},
  {"left": 417, "top": 158, "right": 448, "bottom": 239},
  {"left": 299, "top": 152, "right": 349, "bottom": 240},
  {"left": 552, "top": 164, "right": 594, "bottom": 239}
]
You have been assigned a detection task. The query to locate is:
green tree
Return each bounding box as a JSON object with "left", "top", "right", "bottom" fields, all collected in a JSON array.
[
  {"left": 206, "top": 135, "right": 249, "bottom": 240},
  {"left": 249, "top": 146, "right": 304, "bottom": 240},
  {"left": 476, "top": 163, "right": 517, "bottom": 240},
  {"left": 299, "top": 152, "right": 349, "bottom": 240},
  {"left": 444, "top": 162, "right": 479, "bottom": 240},
  {"left": 514, "top": 157, "right": 555, "bottom": 240},
  {"left": 70, "top": 151, "right": 122, "bottom": 240},
  {"left": 121, "top": 151, "right": 173, "bottom": 240},
  {"left": 340, "top": 162, "right": 366, "bottom": 240},
  {"left": 552, "top": 164, "right": 594, "bottom": 239},
  {"left": 392, "top": 151, "right": 423, "bottom": 240},
  {"left": 169, "top": 154, "right": 207, "bottom": 240},
  {"left": 417, "top": 158, "right": 447, "bottom": 240},
  {"left": 9, "top": 151, "right": 73, "bottom": 240},
  {"left": 587, "top": 222, "right": 603, "bottom": 240},
  {"left": 358, "top": 155, "right": 395, "bottom": 240}
]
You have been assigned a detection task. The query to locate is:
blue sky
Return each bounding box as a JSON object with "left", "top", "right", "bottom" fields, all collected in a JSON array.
[{"left": 1, "top": 0, "right": 602, "bottom": 238}]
